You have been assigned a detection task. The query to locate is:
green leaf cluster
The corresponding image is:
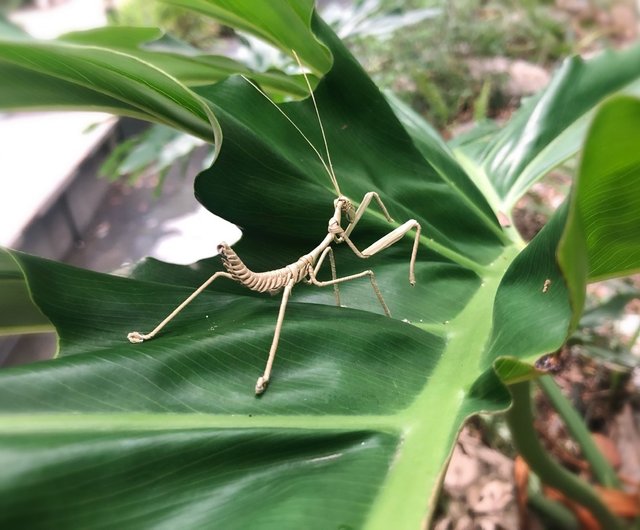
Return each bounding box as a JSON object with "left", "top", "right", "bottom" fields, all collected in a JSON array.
[{"left": 1, "top": 2, "right": 640, "bottom": 527}]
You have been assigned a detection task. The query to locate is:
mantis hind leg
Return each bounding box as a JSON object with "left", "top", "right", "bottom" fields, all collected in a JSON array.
[
  {"left": 127, "top": 271, "right": 233, "bottom": 343},
  {"left": 255, "top": 278, "right": 296, "bottom": 395},
  {"left": 312, "top": 246, "right": 341, "bottom": 307}
]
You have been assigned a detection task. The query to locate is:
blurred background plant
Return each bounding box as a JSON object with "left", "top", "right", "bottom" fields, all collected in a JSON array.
[
  {"left": 3, "top": 0, "right": 639, "bottom": 526},
  {"left": 348, "top": 0, "right": 571, "bottom": 129},
  {"left": 100, "top": 0, "right": 631, "bottom": 189},
  {"left": 0, "top": 0, "right": 35, "bottom": 15},
  {"left": 109, "top": 0, "right": 225, "bottom": 49}
]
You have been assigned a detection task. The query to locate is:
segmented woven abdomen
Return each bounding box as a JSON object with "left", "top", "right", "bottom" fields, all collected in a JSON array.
[{"left": 217, "top": 243, "right": 309, "bottom": 293}]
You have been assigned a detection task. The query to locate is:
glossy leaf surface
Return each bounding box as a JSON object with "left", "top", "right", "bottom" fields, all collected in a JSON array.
[
  {"left": 160, "top": 0, "right": 331, "bottom": 74},
  {"left": 0, "top": 16, "right": 515, "bottom": 529},
  {"left": 0, "top": 35, "right": 220, "bottom": 145},
  {"left": 2, "top": 9, "right": 640, "bottom": 530},
  {"left": 0, "top": 249, "right": 50, "bottom": 335},
  {"left": 455, "top": 45, "right": 640, "bottom": 213},
  {"left": 559, "top": 95, "right": 640, "bottom": 328},
  {"left": 59, "top": 26, "right": 310, "bottom": 97}
]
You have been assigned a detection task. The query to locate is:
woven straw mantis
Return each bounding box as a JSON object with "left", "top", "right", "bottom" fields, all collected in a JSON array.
[{"left": 128, "top": 52, "right": 422, "bottom": 395}]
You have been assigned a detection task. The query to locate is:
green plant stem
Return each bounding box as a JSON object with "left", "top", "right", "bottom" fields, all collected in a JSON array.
[
  {"left": 538, "top": 375, "right": 621, "bottom": 488},
  {"left": 528, "top": 491, "right": 578, "bottom": 529},
  {"left": 506, "top": 381, "right": 622, "bottom": 529}
]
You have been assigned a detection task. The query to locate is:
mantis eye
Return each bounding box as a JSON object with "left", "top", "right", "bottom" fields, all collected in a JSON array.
[{"left": 346, "top": 204, "right": 356, "bottom": 223}]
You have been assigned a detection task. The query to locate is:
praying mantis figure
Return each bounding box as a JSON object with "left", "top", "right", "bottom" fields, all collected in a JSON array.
[{"left": 128, "top": 52, "right": 422, "bottom": 395}]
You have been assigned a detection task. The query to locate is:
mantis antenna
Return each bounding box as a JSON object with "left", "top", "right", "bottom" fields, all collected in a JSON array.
[{"left": 240, "top": 50, "right": 342, "bottom": 197}]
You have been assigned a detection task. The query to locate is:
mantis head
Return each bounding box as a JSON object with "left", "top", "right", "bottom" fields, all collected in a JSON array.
[{"left": 335, "top": 196, "right": 356, "bottom": 224}]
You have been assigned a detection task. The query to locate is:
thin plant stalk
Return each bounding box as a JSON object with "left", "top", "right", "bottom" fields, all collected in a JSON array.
[
  {"left": 537, "top": 375, "right": 621, "bottom": 489},
  {"left": 506, "top": 381, "right": 622, "bottom": 529}
]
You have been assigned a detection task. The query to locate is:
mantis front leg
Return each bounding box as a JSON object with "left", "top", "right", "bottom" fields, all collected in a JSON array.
[
  {"left": 342, "top": 191, "right": 394, "bottom": 238},
  {"left": 341, "top": 192, "right": 422, "bottom": 285}
]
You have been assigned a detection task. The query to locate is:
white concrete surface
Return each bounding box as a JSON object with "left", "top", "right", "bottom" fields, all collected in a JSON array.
[
  {"left": 2, "top": 0, "right": 113, "bottom": 247},
  {"left": 1, "top": 0, "right": 240, "bottom": 267},
  {"left": 0, "top": 112, "right": 115, "bottom": 246},
  {"left": 150, "top": 206, "right": 240, "bottom": 265},
  {"left": 8, "top": 0, "right": 107, "bottom": 39}
]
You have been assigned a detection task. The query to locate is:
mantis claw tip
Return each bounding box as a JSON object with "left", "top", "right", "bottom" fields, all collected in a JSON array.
[
  {"left": 127, "top": 331, "right": 145, "bottom": 344},
  {"left": 255, "top": 376, "right": 269, "bottom": 395}
]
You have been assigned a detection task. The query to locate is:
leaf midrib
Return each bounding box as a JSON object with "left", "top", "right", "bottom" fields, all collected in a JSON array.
[
  {"left": 365, "top": 243, "right": 519, "bottom": 530},
  {"left": 0, "top": 413, "right": 398, "bottom": 433}
]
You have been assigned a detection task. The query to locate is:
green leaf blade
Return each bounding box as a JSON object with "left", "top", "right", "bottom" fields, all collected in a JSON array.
[
  {"left": 159, "top": 0, "right": 332, "bottom": 74},
  {"left": 0, "top": 249, "right": 51, "bottom": 335},
  {"left": 1, "top": 427, "right": 398, "bottom": 530},
  {"left": 461, "top": 44, "right": 640, "bottom": 210},
  {"left": 576, "top": 96, "right": 640, "bottom": 280},
  {"left": 559, "top": 95, "right": 640, "bottom": 330},
  {"left": 0, "top": 39, "right": 221, "bottom": 146}
]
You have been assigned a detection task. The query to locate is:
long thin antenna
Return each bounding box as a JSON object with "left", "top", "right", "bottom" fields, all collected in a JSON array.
[
  {"left": 240, "top": 54, "right": 342, "bottom": 196},
  {"left": 291, "top": 50, "right": 341, "bottom": 196}
]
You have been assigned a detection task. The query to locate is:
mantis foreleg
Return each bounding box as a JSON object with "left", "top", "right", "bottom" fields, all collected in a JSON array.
[
  {"left": 343, "top": 220, "right": 421, "bottom": 284},
  {"left": 339, "top": 192, "right": 421, "bottom": 285},
  {"left": 342, "top": 191, "right": 394, "bottom": 238}
]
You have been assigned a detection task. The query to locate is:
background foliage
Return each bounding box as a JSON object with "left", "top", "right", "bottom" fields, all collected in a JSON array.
[{"left": 0, "top": 1, "right": 639, "bottom": 528}]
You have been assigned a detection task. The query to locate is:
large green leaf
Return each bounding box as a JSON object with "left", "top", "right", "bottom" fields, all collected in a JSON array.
[
  {"left": 160, "top": 0, "right": 331, "bottom": 74},
  {"left": 0, "top": 17, "right": 526, "bottom": 528},
  {"left": 0, "top": 34, "right": 220, "bottom": 146},
  {"left": 0, "top": 0, "right": 332, "bottom": 165},
  {"left": 493, "top": 95, "right": 640, "bottom": 383},
  {"left": 0, "top": 0, "right": 331, "bottom": 122},
  {"left": 0, "top": 249, "right": 50, "bottom": 335},
  {"left": 559, "top": 95, "right": 640, "bottom": 329},
  {"left": 2, "top": 11, "right": 639, "bottom": 530},
  {"left": 59, "top": 26, "right": 310, "bottom": 97},
  {"left": 454, "top": 44, "right": 640, "bottom": 213}
]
